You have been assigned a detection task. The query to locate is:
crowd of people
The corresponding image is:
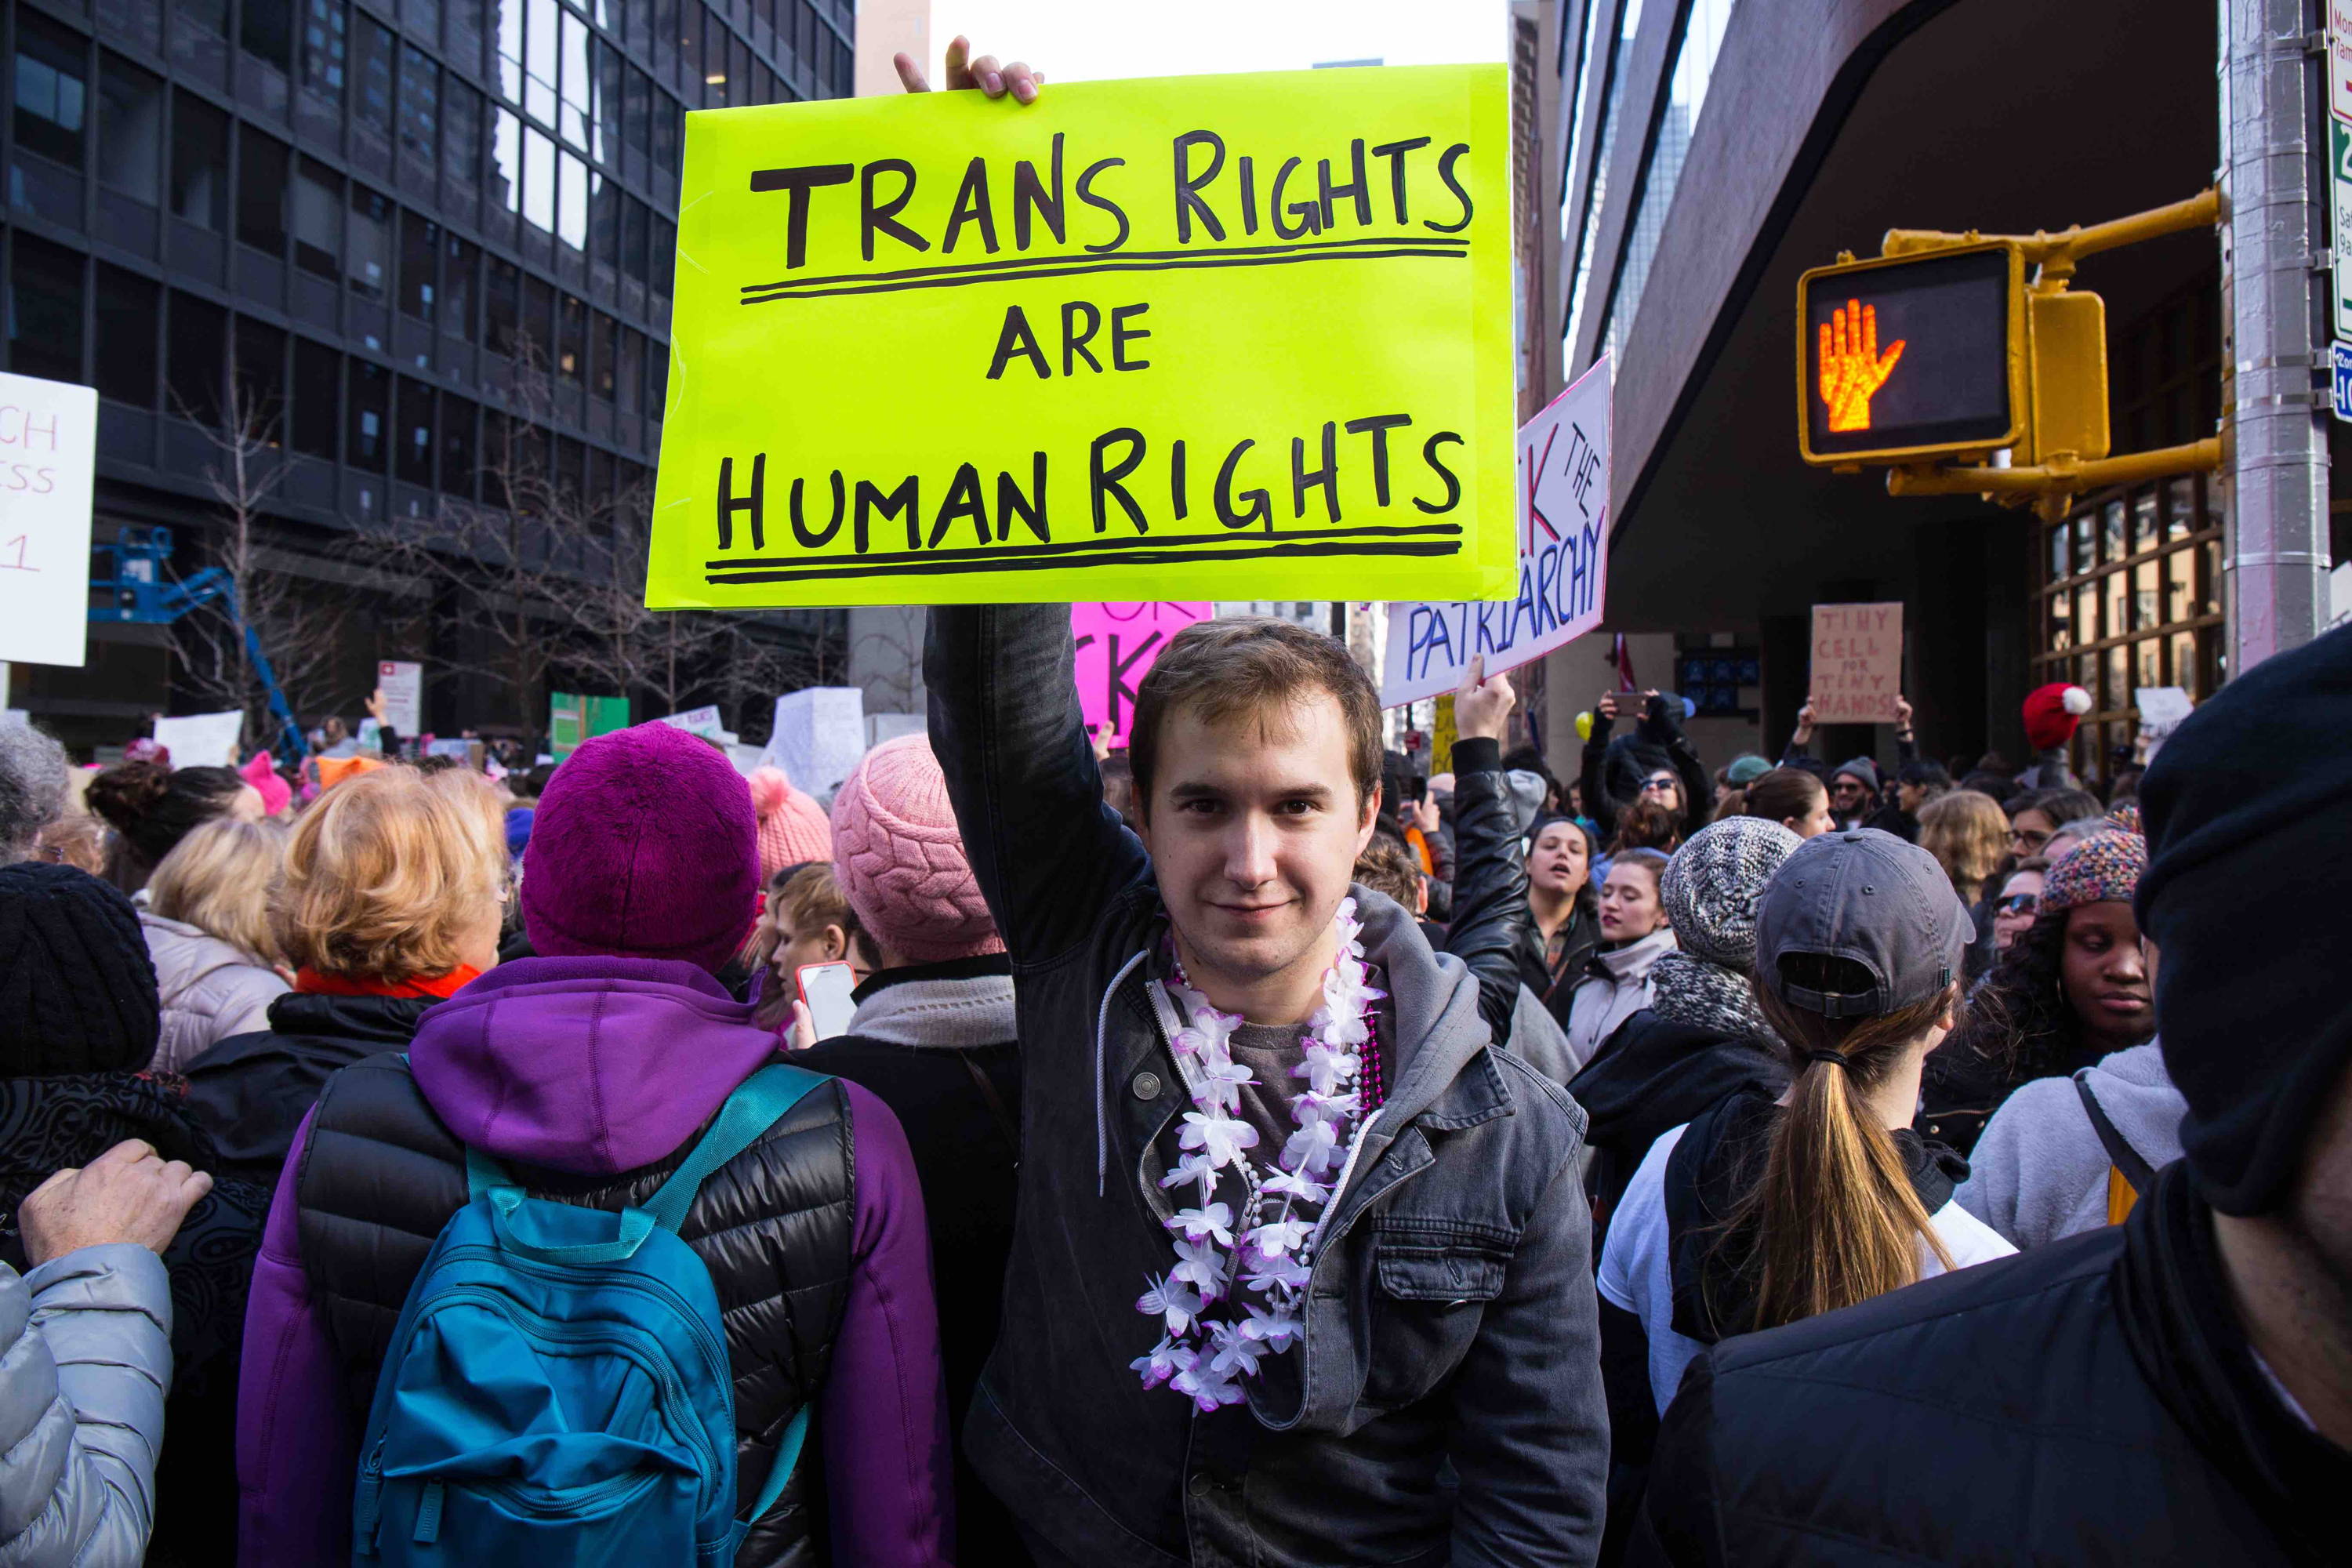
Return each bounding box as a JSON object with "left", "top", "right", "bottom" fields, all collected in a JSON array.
[{"left": 0, "top": 45, "right": 2336, "bottom": 1568}]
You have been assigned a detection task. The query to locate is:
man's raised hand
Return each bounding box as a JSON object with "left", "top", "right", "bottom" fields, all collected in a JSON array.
[
  {"left": 894, "top": 35, "right": 1044, "bottom": 102},
  {"left": 1456, "top": 655, "right": 1516, "bottom": 743}
]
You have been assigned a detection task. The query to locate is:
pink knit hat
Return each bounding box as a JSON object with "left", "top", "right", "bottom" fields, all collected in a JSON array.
[
  {"left": 829, "top": 735, "right": 1004, "bottom": 964},
  {"left": 746, "top": 766, "right": 832, "bottom": 880}
]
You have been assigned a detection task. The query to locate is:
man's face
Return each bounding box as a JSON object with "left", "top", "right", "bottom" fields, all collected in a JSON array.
[
  {"left": 1138, "top": 693, "right": 1376, "bottom": 1012},
  {"left": 1831, "top": 775, "right": 1870, "bottom": 815}
]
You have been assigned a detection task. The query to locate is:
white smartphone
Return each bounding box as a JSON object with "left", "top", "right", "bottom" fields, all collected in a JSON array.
[{"left": 796, "top": 961, "right": 858, "bottom": 1040}]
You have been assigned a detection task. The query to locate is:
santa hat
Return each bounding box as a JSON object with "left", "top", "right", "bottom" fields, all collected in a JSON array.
[{"left": 2022, "top": 682, "right": 2092, "bottom": 752}]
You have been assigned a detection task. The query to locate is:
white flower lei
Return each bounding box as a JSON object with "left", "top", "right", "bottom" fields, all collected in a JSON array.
[{"left": 1131, "top": 898, "right": 1385, "bottom": 1411}]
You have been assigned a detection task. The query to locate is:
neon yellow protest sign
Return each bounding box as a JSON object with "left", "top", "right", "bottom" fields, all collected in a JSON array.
[{"left": 646, "top": 66, "right": 1517, "bottom": 608}]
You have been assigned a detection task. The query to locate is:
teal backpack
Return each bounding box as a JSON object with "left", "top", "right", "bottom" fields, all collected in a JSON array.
[{"left": 352, "top": 1062, "right": 830, "bottom": 1565}]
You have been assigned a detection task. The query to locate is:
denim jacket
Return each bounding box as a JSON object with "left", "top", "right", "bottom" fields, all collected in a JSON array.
[{"left": 927, "top": 606, "right": 1608, "bottom": 1567}]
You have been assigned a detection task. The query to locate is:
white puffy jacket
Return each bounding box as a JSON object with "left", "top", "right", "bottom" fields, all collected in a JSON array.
[
  {"left": 0, "top": 1246, "right": 172, "bottom": 1566},
  {"left": 139, "top": 913, "right": 288, "bottom": 1073}
]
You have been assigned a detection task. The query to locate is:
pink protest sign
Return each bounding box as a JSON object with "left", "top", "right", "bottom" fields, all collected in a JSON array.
[{"left": 1072, "top": 603, "right": 1210, "bottom": 746}]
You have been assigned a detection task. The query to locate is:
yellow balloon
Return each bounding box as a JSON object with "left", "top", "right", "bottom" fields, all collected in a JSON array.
[{"left": 1575, "top": 710, "right": 1594, "bottom": 742}]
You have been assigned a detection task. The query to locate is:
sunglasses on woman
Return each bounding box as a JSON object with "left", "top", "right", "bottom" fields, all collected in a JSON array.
[{"left": 1998, "top": 893, "right": 2039, "bottom": 916}]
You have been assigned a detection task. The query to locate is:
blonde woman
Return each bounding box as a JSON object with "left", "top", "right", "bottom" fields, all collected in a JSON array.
[
  {"left": 180, "top": 766, "right": 507, "bottom": 1181},
  {"left": 1918, "top": 789, "right": 2012, "bottom": 980},
  {"left": 140, "top": 817, "right": 292, "bottom": 1070}
]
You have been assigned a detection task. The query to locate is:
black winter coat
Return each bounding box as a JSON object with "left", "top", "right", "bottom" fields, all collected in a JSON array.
[
  {"left": 1436, "top": 735, "right": 1541, "bottom": 1050},
  {"left": 294, "top": 1053, "right": 856, "bottom": 1567},
  {"left": 1580, "top": 695, "right": 1710, "bottom": 843},
  {"left": 1568, "top": 1010, "right": 1786, "bottom": 1236},
  {"left": 1631, "top": 1163, "right": 2341, "bottom": 1565},
  {"left": 182, "top": 989, "right": 435, "bottom": 1182}
]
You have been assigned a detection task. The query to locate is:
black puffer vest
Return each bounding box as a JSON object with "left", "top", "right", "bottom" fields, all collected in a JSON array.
[{"left": 293, "top": 1053, "right": 855, "bottom": 1566}]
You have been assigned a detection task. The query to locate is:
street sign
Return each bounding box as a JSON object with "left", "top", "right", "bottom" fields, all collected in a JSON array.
[
  {"left": 1795, "top": 243, "right": 2027, "bottom": 466},
  {"left": 2332, "top": 2, "right": 2352, "bottom": 124},
  {"left": 2332, "top": 124, "right": 2352, "bottom": 339},
  {"left": 2332, "top": 342, "right": 2352, "bottom": 423}
]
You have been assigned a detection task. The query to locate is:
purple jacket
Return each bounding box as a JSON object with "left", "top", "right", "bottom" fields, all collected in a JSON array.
[{"left": 234, "top": 956, "right": 953, "bottom": 1566}]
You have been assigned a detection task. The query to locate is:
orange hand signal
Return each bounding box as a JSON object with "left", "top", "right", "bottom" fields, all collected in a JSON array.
[{"left": 1817, "top": 299, "right": 1906, "bottom": 434}]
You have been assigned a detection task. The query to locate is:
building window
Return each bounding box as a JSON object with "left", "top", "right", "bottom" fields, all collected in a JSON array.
[
  {"left": 399, "top": 208, "right": 437, "bottom": 321},
  {"left": 440, "top": 390, "right": 476, "bottom": 495},
  {"left": 396, "top": 375, "right": 434, "bottom": 484},
  {"left": 1599, "top": 0, "right": 1736, "bottom": 365},
  {"left": 524, "top": 0, "right": 559, "bottom": 125},
  {"left": 93, "top": 263, "right": 160, "bottom": 405},
  {"left": 557, "top": 148, "right": 587, "bottom": 252},
  {"left": 302, "top": 0, "right": 348, "bottom": 96},
  {"left": 521, "top": 273, "right": 554, "bottom": 367},
  {"left": 485, "top": 253, "right": 520, "bottom": 354},
  {"left": 9, "top": 236, "right": 85, "bottom": 383},
  {"left": 292, "top": 157, "right": 343, "bottom": 277},
  {"left": 170, "top": 91, "right": 230, "bottom": 230},
  {"left": 590, "top": 309, "right": 616, "bottom": 401},
  {"left": 441, "top": 234, "right": 478, "bottom": 335},
  {"left": 97, "top": 53, "right": 165, "bottom": 205},
  {"left": 492, "top": 106, "right": 522, "bottom": 213},
  {"left": 615, "top": 325, "right": 641, "bottom": 413},
  {"left": 522, "top": 125, "right": 555, "bottom": 232},
  {"left": 166, "top": 289, "right": 228, "bottom": 424},
  {"left": 353, "top": 14, "right": 396, "bottom": 139},
  {"left": 347, "top": 358, "right": 390, "bottom": 468},
  {"left": 445, "top": 80, "right": 484, "bottom": 211},
  {"left": 559, "top": 6, "right": 591, "bottom": 147},
  {"left": 232, "top": 315, "right": 288, "bottom": 435},
  {"left": 13, "top": 14, "right": 89, "bottom": 171},
  {"left": 241, "top": 0, "right": 296, "bottom": 74},
  {"left": 347, "top": 184, "right": 392, "bottom": 298},
  {"left": 291, "top": 336, "right": 339, "bottom": 456},
  {"left": 1563, "top": 0, "right": 1639, "bottom": 369},
  {"left": 238, "top": 126, "right": 293, "bottom": 256},
  {"left": 556, "top": 291, "right": 584, "bottom": 383},
  {"left": 397, "top": 45, "right": 440, "bottom": 167}
]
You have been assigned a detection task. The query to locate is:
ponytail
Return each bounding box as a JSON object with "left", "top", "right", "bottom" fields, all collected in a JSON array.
[{"left": 1734, "top": 960, "right": 1957, "bottom": 1331}]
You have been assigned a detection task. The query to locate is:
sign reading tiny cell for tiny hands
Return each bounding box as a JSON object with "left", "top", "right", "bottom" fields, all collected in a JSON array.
[{"left": 645, "top": 67, "right": 1517, "bottom": 608}]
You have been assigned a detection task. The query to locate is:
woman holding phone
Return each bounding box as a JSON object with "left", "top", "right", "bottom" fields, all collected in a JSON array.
[{"left": 793, "top": 735, "right": 1026, "bottom": 1567}]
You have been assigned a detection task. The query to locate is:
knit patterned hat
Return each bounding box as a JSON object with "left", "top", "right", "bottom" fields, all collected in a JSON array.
[
  {"left": 2040, "top": 829, "right": 2145, "bottom": 915},
  {"left": 522, "top": 722, "right": 759, "bottom": 973},
  {"left": 746, "top": 767, "right": 833, "bottom": 882},
  {"left": 1661, "top": 816, "right": 1802, "bottom": 972},
  {"left": 0, "top": 862, "right": 160, "bottom": 1075},
  {"left": 830, "top": 735, "right": 1004, "bottom": 964}
]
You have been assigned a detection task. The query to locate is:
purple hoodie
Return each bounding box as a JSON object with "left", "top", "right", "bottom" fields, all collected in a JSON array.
[{"left": 234, "top": 956, "right": 952, "bottom": 1566}]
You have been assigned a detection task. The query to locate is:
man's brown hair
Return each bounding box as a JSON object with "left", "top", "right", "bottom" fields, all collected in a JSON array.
[
  {"left": 1127, "top": 616, "right": 1382, "bottom": 822},
  {"left": 1352, "top": 833, "right": 1425, "bottom": 908}
]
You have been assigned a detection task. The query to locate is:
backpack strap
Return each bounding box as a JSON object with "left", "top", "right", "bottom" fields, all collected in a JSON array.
[
  {"left": 2073, "top": 1069, "right": 2154, "bottom": 1196},
  {"left": 642, "top": 1062, "right": 833, "bottom": 1236}
]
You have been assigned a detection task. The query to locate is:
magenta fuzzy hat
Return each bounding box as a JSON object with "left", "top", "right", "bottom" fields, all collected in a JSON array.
[
  {"left": 830, "top": 735, "right": 1004, "bottom": 964},
  {"left": 521, "top": 722, "right": 758, "bottom": 972}
]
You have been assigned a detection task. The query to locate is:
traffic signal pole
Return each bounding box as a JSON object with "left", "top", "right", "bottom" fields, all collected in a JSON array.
[{"left": 2220, "top": 0, "right": 2332, "bottom": 670}]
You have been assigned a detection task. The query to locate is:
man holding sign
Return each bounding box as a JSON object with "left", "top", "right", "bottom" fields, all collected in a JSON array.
[{"left": 918, "top": 58, "right": 1604, "bottom": 1568}]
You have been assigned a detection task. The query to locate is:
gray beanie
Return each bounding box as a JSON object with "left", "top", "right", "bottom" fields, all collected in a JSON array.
[{"left": 1661, "top": 816, "right": 1802, "bottom": 971}]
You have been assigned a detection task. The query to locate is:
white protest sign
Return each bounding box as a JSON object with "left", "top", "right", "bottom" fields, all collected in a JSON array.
[
  {"left": 657, "top": 704, "right": 728, "bottom": 740},
  {"left": 0, "top": 372, "right": 98, "bottom": 668},
  {"left": 1380, "top": 355, "right": 1610, "bottom": 707},
  {"left": 152, "top": 711, "right": 245, "bottom": 768},
  {"left": 763, "top": 687, "right": 866, "bottom": 797},
  {"left": 376, "top": 660, "right": 423, "bottom": 735}
]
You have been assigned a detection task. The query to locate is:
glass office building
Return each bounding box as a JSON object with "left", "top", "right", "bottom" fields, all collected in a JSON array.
[{"left": 3, "top": 0, "right": 852, "bottom": 744}]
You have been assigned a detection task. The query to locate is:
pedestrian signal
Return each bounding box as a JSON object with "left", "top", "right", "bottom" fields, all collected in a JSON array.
[{"left": 1795, "top": 242, "right": 2025, "bottom": 466}]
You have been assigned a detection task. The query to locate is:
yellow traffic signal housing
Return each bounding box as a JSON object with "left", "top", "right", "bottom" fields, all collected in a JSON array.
[
  {"left": 2021, "top": 289, "right": 2107, "bottom": 465},
  {"left": 1796, "top": 242, "right": 2027, "bottom": 466},
  {"left": 1797, "top": 191, "right": 2218, "bottom": 519}
]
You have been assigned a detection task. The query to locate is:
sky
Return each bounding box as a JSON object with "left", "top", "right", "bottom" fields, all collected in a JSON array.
[{"left": 917, "top": 0, "right": 1509, "bottom": 83}]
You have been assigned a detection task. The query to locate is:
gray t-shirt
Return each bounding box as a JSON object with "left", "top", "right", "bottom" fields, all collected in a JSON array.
[{"left": 1223, "top": 1022, "right": 1310, "bottom": 1160}]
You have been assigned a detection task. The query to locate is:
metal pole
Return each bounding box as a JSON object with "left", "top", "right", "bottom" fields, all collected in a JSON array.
[{"left": 2220, "top": 0, "right": 2332, "bottom": 673}]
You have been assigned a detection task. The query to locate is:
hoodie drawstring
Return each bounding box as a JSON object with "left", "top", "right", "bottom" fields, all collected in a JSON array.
[{"left": 1096, "top": 949, "right": 1150, "bottom": 1198}]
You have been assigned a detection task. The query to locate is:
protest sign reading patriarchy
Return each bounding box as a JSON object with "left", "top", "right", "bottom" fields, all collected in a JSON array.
[
  {"left": 1380, "top": 354, "right": 1610, "bottom": 707},
  {"left": 0, "top": 372, "right": 98, "bottom": 669},
  {"left": 645, "top": 66, "right": 1516, "bottom": 608},
  {"left": 1071, "top": 602, "right": 1208, "bottom": 746},
  {"left": 1809, "top": 602, "right": 1904, "bottom": 724}
]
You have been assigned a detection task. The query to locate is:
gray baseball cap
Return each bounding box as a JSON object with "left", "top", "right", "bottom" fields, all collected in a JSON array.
[{"left": 1755, "top": 828, "right": 1971, "bottom": 1018}]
